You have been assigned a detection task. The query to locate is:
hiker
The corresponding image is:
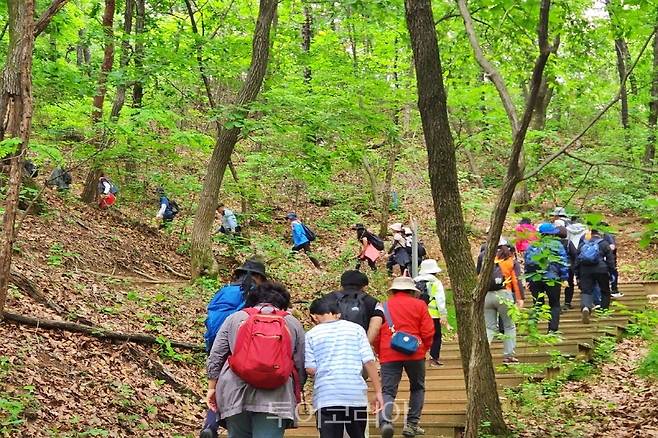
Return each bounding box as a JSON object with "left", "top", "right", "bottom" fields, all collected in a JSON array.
[
  {"left": 414, "top": 259, "right": 449, "bottom": 367},
  {"left": 524, "top": 223, "right": 569, "bottom": 333},
  {"left": 287, "top": 212, "right": 321, "bottom": 268},
  {"left": 98, "top": 173, "right": 117, "bottom": 209},
  {"left": 200, "top": 259, "right": 267, "bottom": 438},
  {"left": 305, "top": 296, "right": 384, "bottom": 438},
  {"left": 216, "top": 203, "right": 241, "bottom": 234},
  {"left": 354, "top": 224, "right": 383, "bottom": 271},
  {"left": 204, "top": 281, "right": 305, "bottom": 438},
  {"left": 564, "top": 219, "right": 588, "bottom": 311},
  {"left": 376, "top": 277, "right": 434, "bottom": 438},
  {"left": 386, "top": 223, "right": 410, "bottom": 275},
  {"left": 154, "top": 188, "right": 178, "bottom": 224},
  {"left": 551, "top": 207, "right": 571, "bottom": 226},
  {"left": 327, "top": 270, "right": 385, "bottom": 344},
  {"left": 600, "top": 222, "right": 622, "bottom": 298},
  {"left": 575, "top": 228, "right": 616, "bottom": 324},
  {"left": 514, "top": 217, "right": 538, "bottom": 255},
  {"left": 479, "top": 238, "right": 524, "bottom": 363},
  {"left": 46, "top": 167, "right": 72, "bottom": 191}
]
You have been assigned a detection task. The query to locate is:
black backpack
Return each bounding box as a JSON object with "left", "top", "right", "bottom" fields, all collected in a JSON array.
[
  {"left": 302, "top": 223, "right": 316, "bottom": 242},
  {"left": 365, "top": 231, "right": 385, "bottom": 251},
  {"left": 415, "top": 280, "right": 431, "bottom": 304},
  {"left": 169, "top": 199, "right": 180, "bottom": 216},
  {"left": 488, "top": 262, "right": 505, "bottom": 291},
  {"left": 336, "top": 291, "right": 369, "bottom": 330}
]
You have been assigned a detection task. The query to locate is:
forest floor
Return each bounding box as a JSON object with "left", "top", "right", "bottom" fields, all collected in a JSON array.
[
  {"left": 1, "top": 178, "right": 657, "bottom": 437},
  {"left": 508, "top": 337, "right": 658, "bottom": 438}
]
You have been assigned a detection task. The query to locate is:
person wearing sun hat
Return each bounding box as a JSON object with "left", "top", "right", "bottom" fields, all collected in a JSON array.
[
  {"left": 524, "top": 223, "right": 570, "bottom": 333},
  {"left": 375, "top": 276, "right": 434, "bottom": 438},
  {"left": 413, "top": 259, "right": 449, "bottom": 367},
  {"left": 386, "top": 222, "right": 410, "bottom": 275}
]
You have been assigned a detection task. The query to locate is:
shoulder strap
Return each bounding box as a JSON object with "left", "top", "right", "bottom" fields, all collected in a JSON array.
[{"left": 382, "top": 302, "right": 395, "bottom": 333}]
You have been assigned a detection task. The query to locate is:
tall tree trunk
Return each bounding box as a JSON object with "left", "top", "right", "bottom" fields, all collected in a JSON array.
[
  {"left": 82, "top": 0, "right": 115, "bottom": 204},
  {"left": 361, "top": 154, "right": 380, "bottom": 205},
  {"left": 0, "top": 0, "right": 36, "bottom": 314},
  {"left": 646, "top": 28, "right": 658, "bottom": 165},
  {"left": 91, "top": 0, "right": 116, "bottom": 123},
  {"left": 189, "top": 0, "right": 278, "bottom": 278},
  {"left": 302, "top": 5, "right": 312, "bottom": 83},
  {"left": 110, "top": 0, "right": 134, "bottom": 121},
  {"left": 408, "top": 0, "right": 553, "bottom": 435},
  {"left": 132, "top": 0, "right": 145, "bottom": 109},
  {"left": 615, "top": 39, "right": 630, "bottom": 130},
  {"left": 530, "top": 74, "right": 553, "bottom": 130},
  {"left": 404, "top": 0, "right": 506, "bottom": 435}
]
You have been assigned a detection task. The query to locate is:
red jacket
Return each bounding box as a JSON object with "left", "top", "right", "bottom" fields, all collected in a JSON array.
[{"left": 375, "top": 292, "right": 435, "bottom": 363}]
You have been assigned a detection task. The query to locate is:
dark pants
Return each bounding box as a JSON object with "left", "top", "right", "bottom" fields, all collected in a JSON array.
[
  {"left": 379, "top": 360, "right": 425, "bottom": 427},
  {"left": 356, "top": 258, "right": 377, "bottom": 271},
  {"left": 317, "top": 406, "right": 367, "bottom": 438},
  {"left": 293, "top": 242, "right": 321, "bottom": 268},
  {"left": 430, "top": 319, "right": 442, "bottom": 360},
  {"left": 529, "top": 282, "right": 561, "bottom": 332},
  {"left": 203, "top": 409, "right": 219, "bottom": 436},
  {"left": 580, "top": 271, "right": 611, "bottom": 310},
  {"left": 225, "top": 411, "right": 285, "bottom": 438},
  {"left": 610, "top": 250, "right": 619, "bottom": 292},
  {"left": 564, "top": 268, "right": 575, "bottom": 305}
]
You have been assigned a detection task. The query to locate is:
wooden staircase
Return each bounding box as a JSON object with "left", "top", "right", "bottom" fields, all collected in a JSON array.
[{"left": 286, "top": 282, "right": 655, "bottom": 437}]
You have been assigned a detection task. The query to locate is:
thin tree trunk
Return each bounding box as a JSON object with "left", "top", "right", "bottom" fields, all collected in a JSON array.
[
  {"left": 91, "top": 0, "right": 116, "bottom": 123},
  {"left": 379, "top": 143, "right": 397, "bottom": 237},
  {"left": 76, "top": 28, "right": 91, "bottom": 66},
  {"left": 189, "top": 0, "right": 278, "bottom": 277},
  {"left": 227, "top": 159, "right": 248, "bottom": 215},
  {"left": 0, "top": 0, "right": 36, "bottom": 314},
  {"left": 110, "top": 0, "right": 134, "bottom": 121},
  {"left": 132, "top": 0, "right": 145, "bottom": 109},
  {"left": 361, "top": 154, "right": 380, "bottom": 205},
  {"left": 83, "top": 0, "right": 115, "bottom": 204},
  {"left": 646, "top": 28, "right": 658, "bottom": 165},
  {"left": 302, "top": 5, "right": 312, "bottom": 83},
  {"left": 615, "top": 39, "right": 630, "bottom": 130}
]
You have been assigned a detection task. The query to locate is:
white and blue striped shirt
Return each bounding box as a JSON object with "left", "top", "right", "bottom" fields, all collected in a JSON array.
[{"left": 305, "top": 319, "right": 375, "bottom": 410}]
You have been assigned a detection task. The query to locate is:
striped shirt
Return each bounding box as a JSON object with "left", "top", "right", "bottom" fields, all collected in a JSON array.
[{"left": 305, "top": 319, "right": 375, "bottom": 410}]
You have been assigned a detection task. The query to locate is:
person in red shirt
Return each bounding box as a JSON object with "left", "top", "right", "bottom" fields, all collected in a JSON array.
[{"left": 375, "top": 277, "right": 434, "bottom": 438}]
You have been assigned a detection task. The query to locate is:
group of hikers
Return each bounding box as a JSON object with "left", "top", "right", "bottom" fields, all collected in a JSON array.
[
  {"left": 197, "top": 206, "right": 622, "bottom": 438},
  {"left": 201, "top": 259, "right": 446, "bottom": 438},
  {"left": 479, "top": 207, "right": 620, "bottom": 363}
]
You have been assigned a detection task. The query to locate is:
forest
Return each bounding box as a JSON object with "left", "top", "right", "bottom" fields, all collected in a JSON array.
[{"left": 0, "top": 0, "right": 657, "bottom": 437}]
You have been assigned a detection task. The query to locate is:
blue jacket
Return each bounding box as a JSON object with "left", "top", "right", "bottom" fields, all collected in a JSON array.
[
  {"left": 291, "top": 220, "right": 309, "bottom": 247},
  {"left": 525, "top": 237, "right": 570, "bottom": 282}
]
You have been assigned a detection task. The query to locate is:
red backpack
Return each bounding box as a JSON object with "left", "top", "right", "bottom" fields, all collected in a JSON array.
[{"left": 228, "top": 307, "right": 296, "bottom": 391}]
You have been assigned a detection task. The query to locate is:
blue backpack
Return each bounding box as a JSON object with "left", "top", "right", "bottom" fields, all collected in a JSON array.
[
  {"left": 577, "top": 238, "right": 603, "bottom": 266},
  {"left": 524, "top": 245, "right": 543, "bottom": 271},
  {"left": 204, "top": 284, "right": 246, "bottom": 352}
]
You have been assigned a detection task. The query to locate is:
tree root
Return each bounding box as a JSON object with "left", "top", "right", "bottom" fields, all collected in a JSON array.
[{"left": 1, "top": 312, "right": 204, "bottom": 351}]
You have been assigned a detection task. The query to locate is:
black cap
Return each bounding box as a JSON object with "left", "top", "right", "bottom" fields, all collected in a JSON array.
[
  {"left": 340, "top": 270, "right": 369, "bottom": 288},
  {"left": 235, "top": 259, "right": 267, "bottom": 279}
]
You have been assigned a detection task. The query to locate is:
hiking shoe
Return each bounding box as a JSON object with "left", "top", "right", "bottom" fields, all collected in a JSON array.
[
  {"left": 429, "top": 359, "right": 444, "bottom": 368},
  {"left": 561, "top": 303, "right": 572, "bottom": 312},
  {"left": 199, "top": 428, "right": 216, "bottom": 438},
  {"left": 381, "top": 422, "right": 394, "bottom": 438},
  {"left": 403, "top": 423, "right": 425, "bottom": 437},
  {"left": 611, "top": 291, "right": 624, "bottom": 298},
  {"left": 581, "top": 307, "right": 590, "bottom": 324},
  {"left": 592, "top": 304, "right": 601, "bottom": 311},
  {"left": 503, "top": 356, "right": 519, "bottom": 364}
]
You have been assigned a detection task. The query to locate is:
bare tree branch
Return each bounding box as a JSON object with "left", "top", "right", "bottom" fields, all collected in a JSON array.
[
  {"left": 523, "top": 28, "right": 657, "bottom": 180},
  {"left": 34, "top": 0, "right": 70, "bottom": 37},
  {"left": 564, "top": 151, "right": 658, "bottom": 173},
  {"left": 457, "top": 0, "right": 519, "bottom": 134},
  {"left": 184, "top": 0, "right": 217, "bottom": 114}
]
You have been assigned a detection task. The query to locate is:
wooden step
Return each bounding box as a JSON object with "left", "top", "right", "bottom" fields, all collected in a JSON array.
[{"left": 286, "top": 421, "right": 463, "bottom": 437}]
